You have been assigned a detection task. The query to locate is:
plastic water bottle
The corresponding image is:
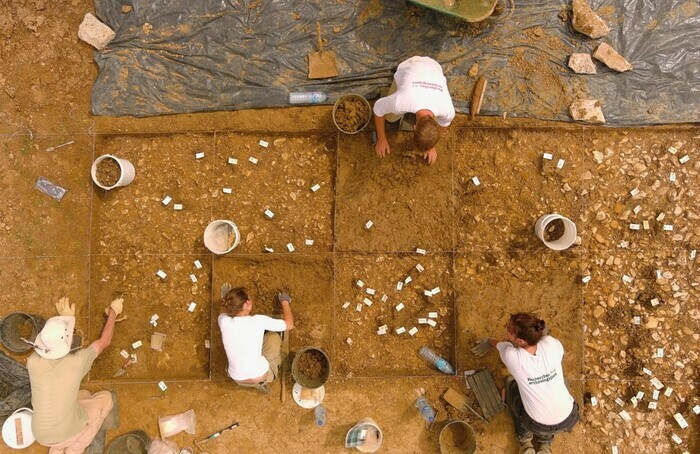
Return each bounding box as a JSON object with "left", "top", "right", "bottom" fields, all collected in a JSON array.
[
  {"left": 289, "top": 92, "right": 328, "bottom": 104},
  {"left": 314, "top": 405, "right": 327, "bottom": 426},
  {"left": 419, "top": 346, "right": 454, "bottom": 375},
  {"left": 415, "top": 397, "right": 436, "bottom": 423}
]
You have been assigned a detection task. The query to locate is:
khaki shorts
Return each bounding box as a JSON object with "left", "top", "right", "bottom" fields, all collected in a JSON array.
[{"left": 46, "top": 390, "right": 113, "bottom": 454}]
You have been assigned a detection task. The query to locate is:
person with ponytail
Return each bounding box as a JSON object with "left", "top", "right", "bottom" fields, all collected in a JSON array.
[{"left": 471, "top": 313, "right": 579, "bottom": 454}]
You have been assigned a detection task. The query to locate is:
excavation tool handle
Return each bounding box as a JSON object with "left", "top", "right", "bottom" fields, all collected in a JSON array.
[
  {"left": 316, "top": 22, "right": 323, "bottom": 53},
  {"left": 199, "top": 422, "right": 240, "bottom": 443}
]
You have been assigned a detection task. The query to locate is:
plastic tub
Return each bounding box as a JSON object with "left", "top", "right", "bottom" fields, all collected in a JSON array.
[
  {"left": 534, "top": 214, "right": 577, "bottom": 251},
  {"left": 333, "top": 94, "right": 372, "bottom": 134},
  {"left": 2, "top": 408, "right": 34, "bottom": 449},
  {"left": 439, "top": 420, "right": 477, "bottom": 453},
  {"left": 203, "top": 220, "right": 241, "bottom": 254},
  {"left": 91, "top": 154, "right": 136, "bottom": 190},
  {"left": 291, "top": 346, "right": 331, "bottom": 389},
  {"left": 346, "top": 417, "right": 383, "bottom": 453},
  {"left": 0, "top": 312, "right": 46, "bottom": 353}
]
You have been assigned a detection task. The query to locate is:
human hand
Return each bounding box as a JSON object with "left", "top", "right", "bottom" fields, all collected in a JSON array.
[
  {"left": 423, "top": 148, "right": 437, "bottom": 165},
  {"left": 471, "top": 337, "right": 493, "bottom": 357},
  {"left": 278, "top": 292, "right": 292, "bottom": 304},
  {"left": 107, "top": 298, "right": 124, "bottom": 316},
  {"left": 55, "top": 297, "right": 76, "bottom": 317},
  {"left": 375, "top": 137, "right": 390, "bottom": 157},
  {"left": 221, "top": 282, "right": 232, "bottom": 300}
]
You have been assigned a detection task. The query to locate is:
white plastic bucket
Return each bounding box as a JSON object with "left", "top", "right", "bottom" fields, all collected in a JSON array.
[
  {"left": 348, "top": 417, "right": 383, "bottom": 453},
  {"left": 91, "top": 154, "right": 136, "bottom": 190},
  {"left": 203, "top": 220, "right": 241, "bottom": 254},
  {"left": 2, "top": 408, "right": 34, "bottom": 449},
  {"left": 534, "top": 214, "right": 577, "bottom": 251}
]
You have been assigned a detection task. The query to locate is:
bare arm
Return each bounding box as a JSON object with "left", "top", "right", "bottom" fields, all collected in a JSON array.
[
  {"left": 91, "top": 308, "right": 117, "bottom": 357},
  {"left": 488, "top": 338, "right": 499, "bottom": 348},
  {"left": 374, "top": 115, "right": 390, "bottom": 157},
  {"left": 280, "top": 300, "right": 294, "bottom": 330}
]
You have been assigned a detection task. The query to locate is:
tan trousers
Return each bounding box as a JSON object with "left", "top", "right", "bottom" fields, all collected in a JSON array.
[
  {"left": 47, "top": 390, "right": 113, "bottom": 454},
  {"left": 235, "top": 331, "right": 282, "bottom": 387}
]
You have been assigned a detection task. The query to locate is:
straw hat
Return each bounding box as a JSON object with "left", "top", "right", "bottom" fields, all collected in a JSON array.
[{"left": 33, "top": 316, "right": 75, "bottom": 360}]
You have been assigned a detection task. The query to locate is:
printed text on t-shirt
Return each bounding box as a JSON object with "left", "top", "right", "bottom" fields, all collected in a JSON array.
[
  {"left": 411, "top": 81, "right": 443, "bottom": 92},
  {"left": 527, "top": 369, "right": 558, "bottom": 385}
]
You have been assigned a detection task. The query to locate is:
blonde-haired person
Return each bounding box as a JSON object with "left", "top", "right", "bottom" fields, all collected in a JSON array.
[
  {"left": 28, "top": 297, "right": 123, "bottom": 454},
  {"left": 218, "top": 285, "right": 294, "bottom": 392},
  {"left": 472, "top": 313, "right": 579, "bottom": 454},
  {"left": 373, "top": 56, "right": 455, "bottom": 165}
]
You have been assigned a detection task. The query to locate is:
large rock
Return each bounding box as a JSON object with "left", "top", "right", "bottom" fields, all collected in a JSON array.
[
  {"left": 568, "top": 53, "right": 597, "bottom": 74},
  {"left": 593, "top": 43, "right": 633, "bottom": 72},
  {"left": 78, "top": 13, "right": 115, "bottom": 50},
  {"left": 572, "top": 0, "right": 610, "bottom": 39},
  {"left": 569, "top": 99, "right": 605, "bottom": 124}
]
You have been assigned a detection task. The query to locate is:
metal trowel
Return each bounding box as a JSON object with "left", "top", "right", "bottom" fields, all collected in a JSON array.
[{"left": 308, "top": 22, "right": 338, "bottom": 79}]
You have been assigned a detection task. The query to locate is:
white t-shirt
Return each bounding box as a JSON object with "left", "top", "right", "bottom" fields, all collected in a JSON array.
[
  {"left": 218, "top": 314, "right": 287, "bottom": 381},
  {"left": 497, "top": 336, "right": 574, "bottom": 425},
  {"left": 373, "top": 56, "right": 455, "bottom": 127}
]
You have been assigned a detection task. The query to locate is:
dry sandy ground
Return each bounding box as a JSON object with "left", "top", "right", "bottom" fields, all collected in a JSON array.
[{"left": 0, "top": 1, "right": 698, "bottom": 453}]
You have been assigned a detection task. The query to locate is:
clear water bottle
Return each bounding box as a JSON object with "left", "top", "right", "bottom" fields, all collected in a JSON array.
[
  {"left": 314, "top": 405, "right": 327, "bottom": 426},
  {"left": 419, "top": 346, "right": 454, "bottom": 375},
  {"left": 289, "top": 92, "right": 328, "bottom": 104},
  {"left": 415, "top": 396, "right": 436, "bottom": 423}
]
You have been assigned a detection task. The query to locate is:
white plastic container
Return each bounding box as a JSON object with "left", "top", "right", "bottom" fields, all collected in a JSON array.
[
  {"left": 203, "top": 220, "right": 240, "bottom": 254},
  {"left": 91, "top": 154, "right": 136, "bottom": 190},
  {"left": 534, "top": 214, "right": 577, "bottom": 251},
  {"left": 2, "top": 408, "right": 34, "bottom": 449},
  {"left": 346, "top": 417, "right": 383, "bottom": 453}
]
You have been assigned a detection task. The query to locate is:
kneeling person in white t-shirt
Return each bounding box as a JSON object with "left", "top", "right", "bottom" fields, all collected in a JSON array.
[
  {"left": 472, "top": 313, "right": 579, "bottom": 454},
  {"left": 373, "top": 56, "right": 455, "bottom": 165},
  {"left": 218, "top": 286, "right": 294, "bottom": 388}
]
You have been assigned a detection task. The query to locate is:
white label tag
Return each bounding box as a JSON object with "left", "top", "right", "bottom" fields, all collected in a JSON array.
[
  {"left": 651, "top": 377, "right": 664, "bottom": 389},
  {"left": 648, "top": 401, "right": 657, "bottom": 410},
  {"left": 673, "top": 413, "right": 689, "bottom": 429},
  {"left": 396, "top": 281, "right": 403, "bottom": 291},
  {"left": 679, "top": 155, "right": 690, "bottom": 164},
  {"left": 427, "top": 319, "right": 437, "bottom": 327},
  {"left": 416, "top": 264, "right": 424, "bottom": 273},
  {"left": 395, "top": 327, "right": 406, "bottom": 334},
  {"left": 194, "top": 260, "right": 202, "bottom": 269},
  {"left": 173, "top": 204, "right": 183, "bottom": 211},
  {"left": 663, "top": 224, "right": 674, "bottom": 231},
  {"left": 664, "top": 387, "right": 673, "bottom": 397},
  {"left": 692, "top": 405, "right": 700, "bottom": 415},
  {"left": 365, "top": 220, "right": 373, "bottom": 230},
  {"left": 381, "top": 294, "right": 389, "bottom": 302},
  {"left": 356, "top": 280, "right": 365, "bottom": 288},
  {"left": 404, "top": 276, "right": 412, "bottom": 285},
  {"left": 556, "top": 159, "right": 565, "bottom": 169},
  {"left": 311, "top": 184, "right": 321, "bottom": 192},
  {"left": 543, "top": 152, "right": 553, "bottom": 160},
  {"left": 630, "top": 188, "right": 640, "bottom": 197},
  {"left": 418, "top": 318, "right": 428, "bottom": 324},
  {"left": 629, "top": 223, "right": 641, "bottom": 230},
  {"left": 366, "top": 288, "right": 376, "bottom": 295},
  {"left": 156, "top": 270, "right": 167, "bottom": 279},
  {"left": 395, "top": 303, "right": 404, "bottom": 312},
  {"left": 189, "top": 274, "right": 198, "bottom": 283},
  {"left": 259, "top": 140, "right": 269, "bottom": 147},
  {"left": 120, "top": 349, "right": 129, "bottom": 358},
  {"left": 671, "top": 434, "right": 682, "bottom": 444},
  {"left": 355, "top": 303, "right": 363, "bottom": 312},
  {"left": 428, "top": 312, "right": 438, "bottom": 319},
  {"left": 158, "top": 381, "right": 167, "bottom": 391},
  {"left": 408, "top": 327, "right": 418, "bottom": 336},
  {"left": 431, "top": 287, "right": 441, "bottom": 294},
  {"left": 415, "top": 248, "right": 427, "bottom": 255},
  {"left": 305, "top": 239, "right": 314, "bottom": 246},
  {"left": 228, "top": 157, "right": 238, "bottom": 165},
  {"left": 162, "top": 196, "right": 172, "bottom": 206},
  {"left": 188, "top": 302, "right": 197, "bottom": 312},
  {"left": 195, "top": 152, "right": 205, "bottom": 159},
  {"left": 248, "top": 156, "right": 258, "bottom": 164},
  {"left": 582, "top": 275, "right": 591, "bottom": 284},
  {"left": 264, "top": 209, "right": 275, "bottom": 218},
  {"left": 223, "top": 187, "right": 232, "bottom": 194},
  {"left": 619, "top": 410, "right": 632, "bottom": 422},
  {"left": 471, "top": 176, "right": 480, "bottom": 186},
  {"left": 342, "top": 302, "right": 350, "bottom": 309},
  {"left": 132, "top": 341, "right": 142, "bottom": 349},
  {"left": 286, "top": 243, "right": 295, "bottom": 252},
  {"left": 424, "top": 290, "right": 433, "bottom": 297},
  {"left": 363, "top": 298, "right": 373, "bottom": 307},
  {"left": 590, "top": 396, "right": 598, "bottom": 406}
]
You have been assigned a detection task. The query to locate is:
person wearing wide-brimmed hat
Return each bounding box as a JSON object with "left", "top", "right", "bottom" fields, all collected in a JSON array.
[{"left": 27, "top": 297, "right": 124, "bottom": 453}]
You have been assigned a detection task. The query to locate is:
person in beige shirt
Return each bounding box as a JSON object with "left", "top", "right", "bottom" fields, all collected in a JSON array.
[{"left": 27, "top": 297, "right": 124, "bottom": 453}]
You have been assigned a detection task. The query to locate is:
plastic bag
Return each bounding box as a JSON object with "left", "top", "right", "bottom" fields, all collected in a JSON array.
[
  {"left": 158, "top": 409, "right": 196, "bottom": 438},
  {"left": 148, "top": 438, "right": 179, "bottom": 454}
]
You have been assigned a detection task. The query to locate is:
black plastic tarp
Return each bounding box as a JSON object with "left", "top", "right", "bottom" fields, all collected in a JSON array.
[
  {"left": 91, "top": 0, "right": 700, "bottom": 125},
  {"left": 0, "top": 351, "right": 31, "bottom": 424}
]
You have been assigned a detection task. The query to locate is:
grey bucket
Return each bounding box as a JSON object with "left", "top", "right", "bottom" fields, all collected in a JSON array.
[
  {"left": 439, "top": 420, "right": 477, "bottom": 453},
  {"left": 0, "top": 312, "right": 46, "bottom": 353},
  {"left": 107, "top": 430, "right": 151, "bottom": 454},
  {"left": 291, "top": 346, "right": 331, "bottom": 389}
]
